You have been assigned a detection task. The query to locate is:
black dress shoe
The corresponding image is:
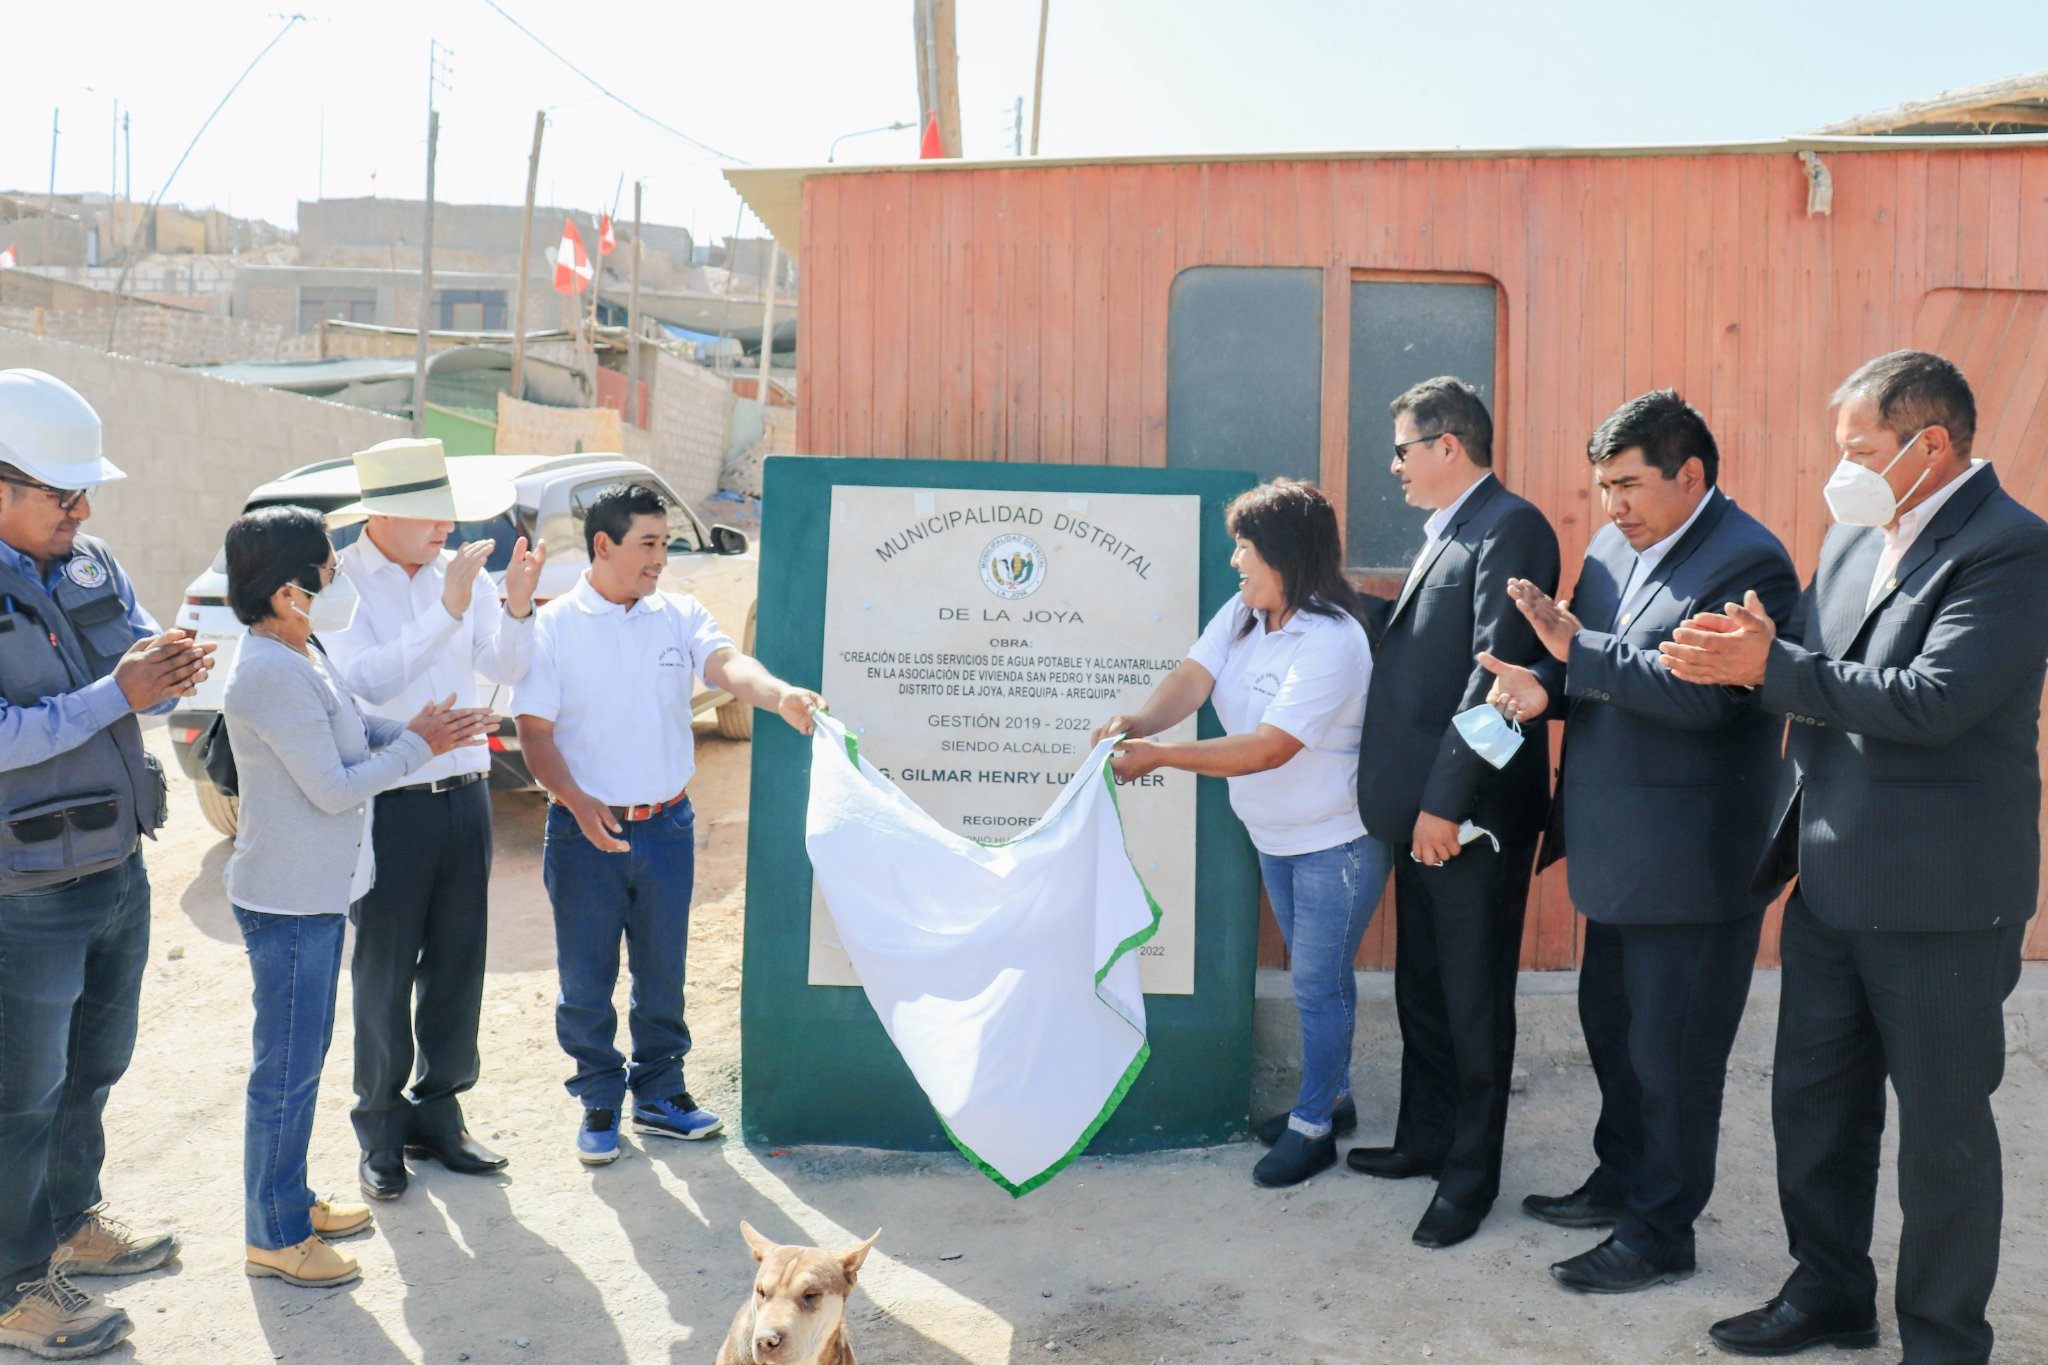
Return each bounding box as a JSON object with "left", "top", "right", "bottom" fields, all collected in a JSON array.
[
  {"left": 1549, "top": 1237, "right": 1693, "bottom": 1294},
  {"left": 404, "top": 1131, "right": 509, "bottom": 1175},
  {"left": 1251, "top": 1129, "right": 1337, "bottom": 1187},
  {"left": 1345, "top": 1145, "right": 1442, "bottom": 1179},
  {"left": 359, "top": 1148, "right": 408, "bottom": 1201},
  {"left": 1708, "top": 1297, "right": 1880, "bottom": 1356},
  {"left": 1412, "top": 1195, "right": 1488, "bottom": 1249},
  {"left": 1522, "top": 1181, "right": 1625, "bottom": 1229},
  {"left": 1256, "top": 1096, "right": 1358, "bottom": 1147}
]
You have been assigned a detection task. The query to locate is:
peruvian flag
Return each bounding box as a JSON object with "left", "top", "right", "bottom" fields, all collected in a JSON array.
[
  {"left": 553, "top": 217, "right": 592, "bottom": 294},
  {"left": 598, "top": 214, "right": 616, "bottom": 256},
  {"left": 919, "top": 110, "right": 943, "bottom": 159},
  {"left": 0, "top": 246, "right": 15, "bottom": 269}
]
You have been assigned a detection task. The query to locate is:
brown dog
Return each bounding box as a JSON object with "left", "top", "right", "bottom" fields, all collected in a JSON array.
[{"left": 714, "top": 1221, "right": 882, "bottom": 1365}]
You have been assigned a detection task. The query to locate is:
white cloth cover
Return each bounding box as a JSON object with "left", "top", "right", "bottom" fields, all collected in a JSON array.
[{"left": 804, "top": 713, "right": 1160, "bottom": 1196}]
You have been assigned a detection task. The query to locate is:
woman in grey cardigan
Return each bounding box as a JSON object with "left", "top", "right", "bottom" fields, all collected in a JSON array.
[{"left": 221, "top": 507, "right": 489, "bottom": 1289}]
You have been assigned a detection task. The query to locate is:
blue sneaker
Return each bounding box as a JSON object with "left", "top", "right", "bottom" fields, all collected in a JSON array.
[
  {"left": 632, "top": 1092, "right": 723, "bottom": 1141},
  {"left": 576, "top": 1108, "right": 621, "bottom": 1165}
]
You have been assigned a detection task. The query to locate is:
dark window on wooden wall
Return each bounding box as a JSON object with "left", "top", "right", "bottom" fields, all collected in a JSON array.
[
  {"left": 1165, "top": 267, "right": 1323, "bottom": 485},
  {"left": 1346, "top": 279, "right": 1498, "bottom": 572}
]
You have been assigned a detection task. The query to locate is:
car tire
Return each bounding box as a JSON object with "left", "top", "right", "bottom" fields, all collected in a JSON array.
[
  {"left": 196, "top": 781, "right": 239, "bottom": 837},
  {"left": 715, "top": 698, "right": 754, "bottom": 741}
]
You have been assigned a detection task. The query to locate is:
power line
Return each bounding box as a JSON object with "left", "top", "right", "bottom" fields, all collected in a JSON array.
[{"left": 480, "top": 0, "right": 749, "bottom": 165}]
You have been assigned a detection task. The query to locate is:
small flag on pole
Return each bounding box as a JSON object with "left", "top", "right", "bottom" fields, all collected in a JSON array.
[
  {"left": 919, "top": 110, "right": 943, "bottom": 160},
  {"left": 553, "top": 218, "right": 592, "bottom": 294},
  {"left": 598, "top": 214, "right": 616, "bottom": 256},
  {"left": 0, "top": 246, "right": 15, "bottom": 269}
]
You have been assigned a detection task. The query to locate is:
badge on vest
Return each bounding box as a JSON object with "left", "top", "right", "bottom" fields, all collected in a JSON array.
[{"left": 64, "top": 556, "right": 108, "bottom": 590}]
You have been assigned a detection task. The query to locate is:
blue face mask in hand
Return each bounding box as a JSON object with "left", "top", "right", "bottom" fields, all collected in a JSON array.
[{"left": 1452, "top": 702, "right": 1524, "bottom": 770}]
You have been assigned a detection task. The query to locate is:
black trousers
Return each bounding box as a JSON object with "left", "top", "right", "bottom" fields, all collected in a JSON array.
[
  {"left": 1774, "top": 892, "right": 2023, "bottom": 1365},
  {"left": 350, "top": 781, "right": 493, "bottom": 1152},
  {"left": 1389, "top": 832, "right": 1536, "bottom": 1211},
  {"left": 1578, "top": 912, "right": 1761, "bottom": 1268}
]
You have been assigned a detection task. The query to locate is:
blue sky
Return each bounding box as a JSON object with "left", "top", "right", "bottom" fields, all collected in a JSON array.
[{"left": 1, "top": 0, "right": 2042, "bottom": 245}]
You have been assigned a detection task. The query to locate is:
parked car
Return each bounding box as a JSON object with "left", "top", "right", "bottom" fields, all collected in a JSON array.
[{"left": 166, "top": 452, "right": 759, "bottom": 836}]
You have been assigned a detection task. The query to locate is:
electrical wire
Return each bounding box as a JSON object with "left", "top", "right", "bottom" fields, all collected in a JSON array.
[{"left": 480, "top": 0, "right": 750, "bottom": 165}]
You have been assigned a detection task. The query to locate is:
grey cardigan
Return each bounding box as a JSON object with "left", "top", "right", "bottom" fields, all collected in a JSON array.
[{"left": 222, "top": 633, "right": 432, "bottom": 916}]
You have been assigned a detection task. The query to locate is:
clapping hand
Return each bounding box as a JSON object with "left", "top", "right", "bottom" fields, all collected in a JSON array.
[
  {"left": 502, "top": 536, "right": 547, "bottom": 618},
  {"left": 114, "top": 630, "right": 216, "bottom": 711},
  {"left": 1506, "top": 578, "right": 1581, "bottom": 662},
  {"left": 1658, "top": 590, "right": 1775, "bottom": 686},
  {"left": 1476, "top": 651, "right": 1549, "bottom": 722},
  {"left": 440, "top": 540, "right": 495, "bottom": 620},
  {"left": 405, "top": 694, "right": 496, "bottom": 755}
]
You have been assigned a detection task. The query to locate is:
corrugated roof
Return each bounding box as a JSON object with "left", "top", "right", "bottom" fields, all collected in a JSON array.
[{"left": 724, "top": 131, "right": 2048, "bottom": 264}]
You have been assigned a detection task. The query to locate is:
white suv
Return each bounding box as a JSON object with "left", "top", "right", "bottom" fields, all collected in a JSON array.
[{"left": 165, "top": 452, "right": 759, "bottom": 835}]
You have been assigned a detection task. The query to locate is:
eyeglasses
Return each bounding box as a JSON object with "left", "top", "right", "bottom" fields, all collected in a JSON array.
[
  {"left": 1391, "top": 432, "right": 1448, "bottom": 465},
  {"left": 8, "top": 797, "right": 120, "bottom": 846},
  {"left": 1, "top": 477, "right": 89, "bottom": 513}
]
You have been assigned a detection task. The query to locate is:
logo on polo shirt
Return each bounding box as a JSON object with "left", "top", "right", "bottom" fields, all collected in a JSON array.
[
  {"left": 64, "top": 556, "right": 108, "bottom": 590},
  {"left": 978, "top": 534, "right": 1045, "bottom": 601},
  {"left": 657, "top": 645, "right": 687, "bottom": 669}
]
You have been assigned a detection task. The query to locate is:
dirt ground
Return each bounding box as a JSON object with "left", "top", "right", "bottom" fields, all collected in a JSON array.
[{"left": 73, "top": 723, "right": 2048, "bottom": 1364}]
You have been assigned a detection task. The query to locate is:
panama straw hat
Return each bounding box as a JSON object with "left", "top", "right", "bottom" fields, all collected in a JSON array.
[{"left": 328, "top": 438, "right": 515, "bottom": 523}]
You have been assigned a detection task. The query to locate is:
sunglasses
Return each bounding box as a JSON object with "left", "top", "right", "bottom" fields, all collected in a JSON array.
[
  {"left": 9, "top": 797, "right": 120, "bottom": 845},
  {"left": 1, "top": 477, "right": 89, "bottom": 513},
  {"left": 1392, "top": 432, "right": 1448, "bottom": 465}
]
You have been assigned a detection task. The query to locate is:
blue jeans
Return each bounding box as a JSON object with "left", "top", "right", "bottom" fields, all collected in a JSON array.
[
  {"left": 236, "top": 907, "right": 346, "bottom": 1251},
  {"left": 0, "top": 852, "right": 149, "bottom": 1284},
  {"left": 543, "top": 800, "right": 696, "bottom": 1112},
  {"left": 1259, "top": 834, "right": 1393, "bottom": 1136}
]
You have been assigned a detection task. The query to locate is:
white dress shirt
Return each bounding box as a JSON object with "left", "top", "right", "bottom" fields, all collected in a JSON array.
[
  {"left": 324, "top": 532, "right": 536, "bottom": 787},
  {"left": 1614, "top": 487, "right": 1719, "bottom": 623},
  {"left": 1186, "top": 598, "right": 1374, "bottom": 856},
  {"left": 1866, "top": 460, "right": 1986, "bottom": 612},
  {"left": 509, "top": 572, "right": 735, "bottom": 806}
]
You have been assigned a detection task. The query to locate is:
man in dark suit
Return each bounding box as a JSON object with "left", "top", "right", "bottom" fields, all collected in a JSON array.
[
  {"left": 1475, "top": 390, "right": 1798, "bottom": 1294},
  {"left": 1349, "top": 376, "right": 1560, "bottom": 1249},
  {"left": 1662, "top": 350, "right": 2048, "bottom": 1364}
]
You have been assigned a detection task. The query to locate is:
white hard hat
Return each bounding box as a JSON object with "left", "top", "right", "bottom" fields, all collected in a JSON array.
[{"left": 0, "top": 369, "right": 127, "bottom": 489}]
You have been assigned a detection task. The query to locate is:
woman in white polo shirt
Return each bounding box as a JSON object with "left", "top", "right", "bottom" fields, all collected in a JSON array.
[{"left": 1093, "top": 479, "right": 1383, "bottom": 1188}]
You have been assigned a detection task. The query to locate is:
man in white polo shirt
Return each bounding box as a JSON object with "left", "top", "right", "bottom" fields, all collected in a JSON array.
[
  {"left": 513, "top": 481, "right": 821, "bottom": 1164},
  {"left": 322, "top": 438, "right": 546, "bottom": 1201}
]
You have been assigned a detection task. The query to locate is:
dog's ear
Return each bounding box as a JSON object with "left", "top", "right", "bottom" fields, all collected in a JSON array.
[
  {"left": 839, "top": 1228, "right": 882, "bottom": 1283},
  {"left": 739, "top": 1220, "right": 778, "bottom": 1263}
]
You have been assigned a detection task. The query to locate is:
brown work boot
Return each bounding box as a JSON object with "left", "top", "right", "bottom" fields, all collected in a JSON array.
[
  {"left": 0, "top": 1262, "right": 133, "bottom": 1359},
  {"left": 244, "top": 1236, "right": 361, "bottom": 1289},
  {"left": 52, "top": 1207, "right": 178, "bottom": 1278},
  {"left": 309, "top": 1197, "right": 374, "bottom": 1240}
]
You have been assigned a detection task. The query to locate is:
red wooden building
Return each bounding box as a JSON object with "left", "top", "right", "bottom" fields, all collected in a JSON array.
[{"left": 729, "top": 109, "right": 2048, "bottom": 971}]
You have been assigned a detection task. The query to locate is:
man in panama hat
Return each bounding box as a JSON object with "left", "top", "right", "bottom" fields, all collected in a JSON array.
[{"left": 321, "top": 437, "right": 546, "bottom": 1201}]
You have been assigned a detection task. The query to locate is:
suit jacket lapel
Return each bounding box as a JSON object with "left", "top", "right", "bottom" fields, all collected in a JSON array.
[
  {"left": 1843, "top": 466, "right": 2001, "bottom": 650},
  {"left": 1613, "top": 492, "right": 1731, "bottom": 634},
  {"left": 1391, "top": 475, "right": 1498, "bottom": 625},
  {"left": 1819, "top": 531, "right": 1883, "bottom": 659}
]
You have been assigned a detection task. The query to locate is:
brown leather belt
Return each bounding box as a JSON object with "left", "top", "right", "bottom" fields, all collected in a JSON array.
[{"left": 561, "top": 788, "right": 689, "bottom": 824}]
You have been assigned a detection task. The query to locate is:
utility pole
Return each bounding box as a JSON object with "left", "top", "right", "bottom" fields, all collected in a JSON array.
[
  {"left": 627, "top": 180, "right": 643, "bottom": 426},
  {"left": 318, "top": 105, "right": 325, "bottom": 202},
  {"left": 510, "top": 110, "right": 544, "bottom": 402},
  {"left": 912, "top": 0, "right": 962, "bottom": 157},
  {"left": 44, "top": 110, "right": 59, "bottom": 266},
  {"left": 412, "top": 39, "right": 453, "bottom": 438},
  {"left": 1031, "top": 0, "right": 1050, "bottom": 155},
  {"left": 1011, "top": 96, "right": 1024, "bottom": 156}
]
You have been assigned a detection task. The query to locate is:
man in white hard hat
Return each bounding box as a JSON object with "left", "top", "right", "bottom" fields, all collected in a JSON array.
[
  {"left": 321, "top": 438, "right": 544, "bottom": 1202},
  {"left": 0, "top": 369, "right": 214, "bottom": 1360}
]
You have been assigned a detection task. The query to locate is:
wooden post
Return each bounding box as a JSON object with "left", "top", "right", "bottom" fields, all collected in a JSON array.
[
  {"left": 1030, "top": 0, "right": 1050, "bottom": 155},
  {"left": 510, "top": 110, "right": 544, "bottom": 403},
  {"left": 43, "top": 109, "right": 59, "bottom": 267},
  {"left": 411, "top": 107, "right": 438, "bottom": 438},
  {"left": 627, "top": 181, "right": 643, "bottom": 427},
  {"left": 932, "top": 0, "right": 961, "bottom": 157},
  {"left": 756, "top": 244, "right": 779, "bottom": 441}
]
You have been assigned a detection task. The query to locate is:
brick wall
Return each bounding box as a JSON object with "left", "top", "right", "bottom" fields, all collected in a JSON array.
[
  {"left": 642, "top": 351, "right": 733, "bottom": 508},
  {"left": 0, "top": 306, "right": 293, "bottom": 366},
  {"left": 0, "top": 332, "right": 407, "bottom": 619}
]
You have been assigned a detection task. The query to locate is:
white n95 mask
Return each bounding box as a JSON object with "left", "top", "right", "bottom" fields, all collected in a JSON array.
[
  {"left": 1452, "top": 702, "right": 1524, "bottom": 770},
  {"left": 292, "top": 572, "right": 360, "bottom": 633},
  {"left": 1822, "top": 428, "right": 1928, "bottom": 527}
]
